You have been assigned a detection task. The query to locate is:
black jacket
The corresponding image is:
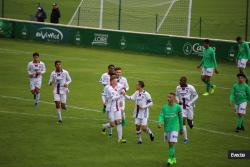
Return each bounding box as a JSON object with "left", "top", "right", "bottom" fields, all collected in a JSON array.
[
  {"left": 50, "top": 8, "right": 61, "bottom": 24},
  {"left": 36, "top": 10, "right": 47, "bottom": 22}
]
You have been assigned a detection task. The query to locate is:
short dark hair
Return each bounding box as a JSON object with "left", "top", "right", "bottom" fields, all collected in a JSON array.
[
  {"left": 237, "top": 73, "right": 246, "bottom": 79},
  {"left": 180, "top": 76, "right": 187, "bottom": 82},
  {"left": 110, "top": 75, "right": 117, "bottom": 82},
  {"left": 236, "top": 36, "right": 242, "bottom": 42},
  {"left": 169, "top": 92, "right": 176, "bottom": 96},
  {"left": 138, "top": 81, "right": 145, "bottom": 88},
  {"left": 204, "top": 39, "right": 210, "bottom": 44},
  {"left": 54, "top": 60, "right": 61, "bottom": 66},
  {"left": 115, "top": 67, "right": 122, "bottom": 71},
  {"left": 108, "top": 64, "right": 115, "bottom": 69},
  {"left": 33, "top": 52, "right": 39, "bottom": 57}
]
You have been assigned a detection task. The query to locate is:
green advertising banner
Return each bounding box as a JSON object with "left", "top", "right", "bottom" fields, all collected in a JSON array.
[{"left": 0, "top": 18, "right": 241, "bottom": 62}]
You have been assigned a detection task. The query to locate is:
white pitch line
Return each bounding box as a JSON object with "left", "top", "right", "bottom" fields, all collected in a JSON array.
[{"left": 0, "top": 94, "right": 249, "bottom": 140}]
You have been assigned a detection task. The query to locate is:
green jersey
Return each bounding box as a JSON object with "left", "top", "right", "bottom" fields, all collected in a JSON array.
[
  {"left": 158, "top": 103, "right": 183, "bottom": 133},
  {"left": 237, "top": 41, "right": 250, "bottom": 60},
  {"left": 200, "top": 47, "right": 217, "bottom": 68},
  {"left": 230, "top": 82, "right": 250, "bottom": 105}
]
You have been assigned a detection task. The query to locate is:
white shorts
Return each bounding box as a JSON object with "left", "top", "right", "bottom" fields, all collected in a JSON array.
[
  {"left": 202, "top": 67, "right": 214, "bottom": 76},
  {"left": 135, "top": 118, "right": 148, "bottom": 126},
  {"left": 30, "top": 78, "right": 42, "bottom": 90},
  {"left": 235, "top": 102, "right": 247, "bottom": 114},
  {"left": 237, "top": 59, "right": 248, "bottom": 68},
  {"left": 164, "top": 131, "right": 178, "bottom": 143},
  {"left": 54, "top": 93, "right": 67, "bottom": 103},
  {"left": 182, "top": 106, "right": 194, "bottom": 120},
  {"left": 109, "top": 110, "right": 122, "bottom": 122}
]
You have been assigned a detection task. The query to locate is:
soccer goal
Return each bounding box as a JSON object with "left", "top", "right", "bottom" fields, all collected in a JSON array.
[{"left": 68, "top": 0, "right": 192, "bottom": 37}]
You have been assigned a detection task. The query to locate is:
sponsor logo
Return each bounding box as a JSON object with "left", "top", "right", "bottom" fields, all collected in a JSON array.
[
  {"left": 165, "top": 40, "right": 173, "bottom": 55},
  {"left": 120, "top": 35, "right": 127, "bottom": 49},
  {"left": 228, "top": 46, "right": 236, "bottom": 58},
  {"left": 183, "top": 42, "right": 216, "bottom": 57},
  {"left": 75, "top": 31, "right": 81, "bottom": 45},
  {"left": 21, "top": 26, "right": 28, "bottom": 38},
  {"left": 92, "top": 33, "right": 108, "bottom": 46},
  {"left": 35, "top": 27, "right": 63, "bottom": 41}
]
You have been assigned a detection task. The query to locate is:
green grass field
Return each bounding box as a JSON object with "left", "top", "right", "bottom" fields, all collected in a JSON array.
[
  {"left": 0, "top": 38, "right": 250, "bottom": 167},
  {"left": 1, "top": 0, "right": 249, "bottom": 40}
]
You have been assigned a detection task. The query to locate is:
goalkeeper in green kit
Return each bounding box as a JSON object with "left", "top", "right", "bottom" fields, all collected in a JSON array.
[
  {"left": 230, "top": 73, "right": 250, "bottom": 133},
  {"left": 158, "top": 92, "right": 183, "bottom": 166}
]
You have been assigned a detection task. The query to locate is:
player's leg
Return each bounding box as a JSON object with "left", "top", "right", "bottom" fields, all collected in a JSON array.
[
  {"left": 54, "top": 93, "right": 62, "bottom": 123},
  {"left": 135, "top": 122, "right": 142, "bottom": 144},
  {"left": 60, "top": 94, "right": 67, "bottom": 110},
  {"left": 115, "top": 111, "right": 126, "bottom": 143},
  {"left": 34, "top": 78, "right": 42, "bottom": 106},
  {"left": 183, "top": 117, "right": 188, "bottom": 144},
  {"left": 235, "top": 102, "right": 247, "bottom": 132},
  {"left": 141, "top": 119, "right": 154, "bottom": 142},
  {"left": 187, "top": 107, "right": 194, "bottom": 129},
  {"left": 166, "top": 131, "right": 178, "bottom": 165},
  {"left": 102, "top": 111, "right": 114, "bottom": 133},
  {"left": 30, "top": 80, "right": 37, "bottom": 105}
]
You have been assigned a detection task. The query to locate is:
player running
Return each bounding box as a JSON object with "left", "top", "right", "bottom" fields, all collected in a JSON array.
[
  {"left": 197, "top": 39, "right": 219, "bottom": 96},
  {"left": 49, "top": 60, "right": 72, "bottom": 124},
  {"left": 102, "top": 75, "right": 126, "bottom": 143},
  {"left": 236, "top": 36, "right": 250, "bottom": 83},
  {"left": 115, "top": 67, "right": 129, "bottom": 126},
  {"left": 176, "top": 76, "right": 198, "bottom": 144},
  {"left": 230, "top": 73, "right": 250, "bottom": 133},
  {"left": 126, "top": 81, "right": 154, "bottom": 144},
  {"left": 27, "top": 52, "right": 46, "bottom": 106},
  {"left": 158, "top": 92, "right": 183, "bottom": 166}
]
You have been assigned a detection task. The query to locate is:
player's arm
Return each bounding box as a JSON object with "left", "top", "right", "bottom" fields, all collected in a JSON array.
[
  {"left": 125, "top": 92, "right": 136, "bottom": 101},
  {"left": 229, "top": 86, "right": 235, "bottom": 107},
  {"left": 64, "top": 71, "right": 72, "bottom": 87},
  {"left": 158, "top": 108, "right": 164, "bottom": 128},
  {"left": 125, "top": 78, "right": 129, "bottom": 91},
  {"left": 212, "top": 50, "right": 219, "bottom": 73},
  {"left": 40, "top": 63, "right": 46, "bottom": 74},
  {"left": 27, "top": 63, "right": 34, "bottom": 77},
  {"left": 48, "top": 73, "right": 54, "bottom": 86},
  {"left": 188, "top": 86, "right": 198, "bottom": 106},
  {"left": 197, "top": 53, "right": 204, "bottom": 68},
  {"left": 99, "top": 74, "right": 107, "bottom": 85},
  {"left": 244, "top": 42, "right": 250, "bottom": 60},
  {"left": 178, "top": 106, "right": 183, "bottom": 134}
]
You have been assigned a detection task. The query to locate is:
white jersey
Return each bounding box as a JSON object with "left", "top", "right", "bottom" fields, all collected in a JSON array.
[
  {"left": 176, "top": 84, "right": 198, "bottom": 109},
  {"left": 27, "top": 61, "right": 46, "bottom": 79},
  {"left": 106, "top": 85, "right": 124, "bottom": 112},
  {"left": 99, "top": 72, "right": 110, "bottom": 86},
  {"left": 126, "top": 90, "right": 153, "bottom": 119},
  {"left": 117, "top": 76, "right": 129, "bottom": 92},
  {"left": 49, "top": 69, "right": 72, "bottom": 95}
]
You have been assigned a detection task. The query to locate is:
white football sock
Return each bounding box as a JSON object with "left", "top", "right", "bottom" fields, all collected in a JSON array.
[
  {"left": 108, "top": 127, "right": 113, "bottom": 135},
  {"left": 56, "top": 108, "right": 62, "bottom": 121},
  {"left": 35, "top": 93, "right": 40, "bottom": 103},
  {"left": 183, "top": 125, "right": 187, "bottom": 140},
  {"left": 117, "top": 124, "right": 122, "bottom": 140},
  {"left": 146, "top": 127, "right": 153, "bottom": 135},
  {"left": 136, "top": 130, "right": 142, "bottom": 142}
]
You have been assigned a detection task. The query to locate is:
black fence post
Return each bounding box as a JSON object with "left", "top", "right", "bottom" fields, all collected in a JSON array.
[
  {"left": 155, "top": 14, "right": 158, "bottom": 33},
  {"left": 77, "top": 7, "right": 81, "bottom": 26},
  {"left": 2, "top": 0, "right": 4, "bottom": 17},
  {"left": 118, "top": 0, "right": 121, "bottom": 30}
]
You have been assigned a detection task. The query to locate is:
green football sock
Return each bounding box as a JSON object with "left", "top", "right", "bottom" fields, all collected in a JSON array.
[
  {"left": 206, "top": 81, "right": 211, "bottom": 92},
  {"left": 237, "top": 116, "right": 243, "bottom": 128},
  {"left": 169, "top": 146, "right": 175, "bottom": 159}
]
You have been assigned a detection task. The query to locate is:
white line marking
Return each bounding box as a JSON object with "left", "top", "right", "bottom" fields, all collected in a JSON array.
[
  {"left": 0, "top": 94, "right": 249, "bottom": 140},
  {"left": 68, "top": 0, "right": 85, "bottom": 25}
]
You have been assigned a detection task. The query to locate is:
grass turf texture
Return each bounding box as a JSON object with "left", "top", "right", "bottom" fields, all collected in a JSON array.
[
  {"left": 0, "top": 38, "right": 250, "bottom": 167},
  {"left": 1, "top": 0, "right": 249, "bottom": 40}
]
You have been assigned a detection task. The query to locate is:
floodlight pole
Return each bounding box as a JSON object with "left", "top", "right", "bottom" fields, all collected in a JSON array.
[
  {"left": 99, "top": 0, "right": 104, "bottom": 29},
  {"left": 245, "top": 0, "right": 249, "bottom": 41},
  {"left": 118, "top": 0, "right": 122, "bottom": 30}
]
